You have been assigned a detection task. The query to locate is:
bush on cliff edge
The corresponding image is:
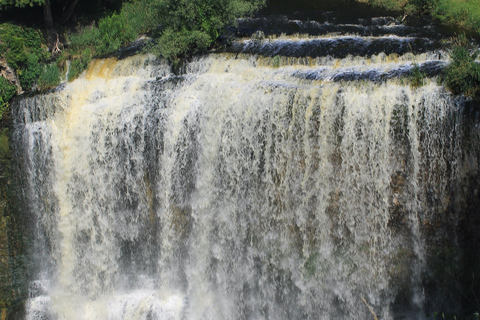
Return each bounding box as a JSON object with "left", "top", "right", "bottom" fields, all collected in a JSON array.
[
  {"left": 0, "top": 77, "right": 16, "bottom": 121},
  {"left": 443, "top": 35, "right": 480, "bottom": 99}
]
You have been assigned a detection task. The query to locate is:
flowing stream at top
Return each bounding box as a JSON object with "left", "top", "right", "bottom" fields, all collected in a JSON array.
[{"left": 12, "top": 10, "right": 480, "bottom": 320}]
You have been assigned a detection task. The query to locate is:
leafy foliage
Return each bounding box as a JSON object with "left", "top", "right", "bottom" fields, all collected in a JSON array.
[
  {"left": 18, "top": 52, "right": 42, "bottom": 88},
  {"left": 358, "top": 0, "right": 439, "bottom": 14},
  {"left": 359, "top": 0, "right": 480, "bottom": 33},
  {"left": 37, "top": 63, "right": 60, "bottom": 91},
  {"left": 1, "top": 0, "right": 265, "bottom": 88},
  {"left": 151, "top": 28, "right": 211, "bottom": 61},
  {"left": 66, "top": 13, "right": 136, "bottom": 80},
  {"left": 98, "top": 13, "right": 136, "bottom": 54},
  {"left": 68, "top": 13, "right": 136, "bottom": 56},
  {"left": 146, "top": 0, "right": 266, "bottom": 59},
  {"left": 433, "top": 0, "right": 480, "bottom": 33},
  {"left": 0, "top": 23, "right": 49, "bottom": 88},
  {"left": 357, "top": 0, "right": 405, "bottom": 12},
  {"left": 65, "top": 26, "right": 95, "bottom": 77},
  {"left": 67, "top": 0, "right": 265, "bottom": 68},
  {"left": 443, "top": 35, "right": 480, "bottom": 98},
  {"left": 0, "top": 77, "right": 16, "bottom": 120},
  {"left": 409, "top": 63, "right": 426, "bottom": 88},
  {"left": 409, "top": 0, "right": 437, "bottom": 14},
  {"left": 0, "top": 0, "right": 45, "bottom": 8},
  {"left": 120, "top": 0, "right": 157, "bottom": 35},
  {"left": 67, "top": 48, "right": 92, "bottom": 81}
]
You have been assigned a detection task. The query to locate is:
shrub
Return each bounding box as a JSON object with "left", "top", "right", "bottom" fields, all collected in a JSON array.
[
  {"left": 433, "top": 0, "right": 480, "bottom": 33},
  {"left": 150, "top": 28, "right": 212, "bottom": 60},
  {"left": 38, "top": 63, "right": 61, "bottom": 91},
  {"left": 68, "top": 58, "right": 86, "bottom": 81},
  {"left": 1, "top": 0, "right": 267, "bottom": 91},
  {"left": 272, "top": 55, "right": 281, "bottom": 68},
  {"left": 358, "top": 0, "right": 406, "bottom": 12},
  {"left": 409, "top": 0, "right": 437, "bottom": 14},
  {"left": 66, "top": 11, "right": 138, "bottom": 77},
  {"left": 18, "top": 52, "right": 42, "bottom": 89},
  {"left": 0, "top": 23, "right": 48, "bottom": 90},
  {"left": 409, "top": 63, "right": 426, "bottom": 88},
  {"left": 0, "top": 77, "right": 16, "bottom": 120},
  {"left": 68, "top": 26, "right": 101, "bottom": 51},
  {"left": 146, "top": 0, "right": 266, "bottom": 59},
  {"left": 444, "top": 47, "right": 480, "bottom": 97},
  {"left": 68, "top": 48, "right": 92, "bottom": 81},
  {"left": 443, "top": 35, "right": 480, "bottom": 98},
  {"left": 4, "top": 34, "right": 27, "bottom": 70},
  {"left": 98, "top": 13, "right": 136, "bottom": 54},
  {"left": 120, "top": 0, "right": 158, "bottom": 35}
]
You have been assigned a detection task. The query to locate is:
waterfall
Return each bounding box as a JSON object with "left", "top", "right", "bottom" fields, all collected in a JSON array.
[{"left": 13, "top": 25, "right": 480, "bottom": 320}]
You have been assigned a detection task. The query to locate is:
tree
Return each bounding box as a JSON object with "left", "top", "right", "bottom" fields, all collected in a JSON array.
[
  {"left": 0, "top": 0, "right": 79, "bottom": 29},
  {"left": 0, "top": 0, "right": 81, "bottom": 51},
  {"left": 146, "top": 0, "right": 266, "bottom": 59}
]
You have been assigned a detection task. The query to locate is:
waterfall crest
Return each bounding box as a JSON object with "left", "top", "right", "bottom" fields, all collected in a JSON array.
[{"left": 14, "top": 47, "right": 479, "bottom": 319}]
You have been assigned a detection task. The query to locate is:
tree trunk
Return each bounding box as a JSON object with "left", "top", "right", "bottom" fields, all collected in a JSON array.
[
  {"left": 60, "top": 0, "right": 79, "bottom": 25},
  {"left": 43, "top": 0, "right": 54, "bottom": 29},
  {"left": 43, "top": 0, "right": 56, "bottom": 51}
]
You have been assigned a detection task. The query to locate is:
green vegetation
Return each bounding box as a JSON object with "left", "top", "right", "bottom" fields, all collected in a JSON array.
[
  {"left": 66, "top": 49, "right": 91, "bottom": 81},
  {"left": 433, "top": 0, "right": 480, "bottom": 34},
  {"left": 409, "top": 63, "right": 426, "bottom": 88},
  {"left": 359, "top": 0, "right": 480, "bottom": 34},
  {"left": 0, "top": 23, "right": 50, "bottom": 120},
  {"left": 356, "top": 0, "right": 405, "bottom": 12},
  {"left": 38, "top": 63, "right": 61, "bottom": 91},
  {"left": 67, "top": 0, "right": 265, "bottom": 63},
  {"left": 443, "top": 35, "right": 480, "bottom": 99},
  {"left": 66, "top": 12, "right": 137, "bottom": 80},
  {"left": 0, "top": 0, "right": 265, "bottom": 103},
  {"left": 1, "top": 0, "right": 480, "bottom": 103},
  {"left": 69, "top": 13, "right": 136, "bottom": 57},
  {"left": 355, "top": 0, "right": 480, "bottom": 98},
  {"left": 98, "top": 13, "right": 136, "bottom": 54},
  {"left": 0, "top": 0, "right": 267, "bottom": 120},
  {"left": 0, "top": 77, "right": 16, "bottom": 120},
  {"left": 410, "top": 0, "right": 437, "bottom": 14},
  {"left": 1, "top": 0, "right": 87, "bottom": 30},
  {"left": 0, "top": 23, "right": 49, "bottom": 88},
  {"left": 63, "top": 0, "right": 265, "bottom": 79},
  {"left": 145, "top": 0, "right": 265, "bottom": 60},
  {"left": 272, "top": 55, "right": 281, "bottom": 68}
]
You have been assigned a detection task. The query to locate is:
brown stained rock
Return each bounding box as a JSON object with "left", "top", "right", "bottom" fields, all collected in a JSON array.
[
  {"left": 388, "top": 171, "right": 409, "bottom": 231},
  {"left": 0, "top": 58, "right": 22, "bottom": 95},
  {"left": 169, "top": 202, "right": 192, "bottom": 240}
]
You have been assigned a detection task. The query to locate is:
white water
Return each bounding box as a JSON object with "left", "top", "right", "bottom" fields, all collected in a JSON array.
[{"left": 15, "top": 50, "right": 472, "bottom": 319}]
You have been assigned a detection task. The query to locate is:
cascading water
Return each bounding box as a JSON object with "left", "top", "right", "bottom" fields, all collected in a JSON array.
[{"left": 12, "top": 12, "right": 480, "bottom": 320}]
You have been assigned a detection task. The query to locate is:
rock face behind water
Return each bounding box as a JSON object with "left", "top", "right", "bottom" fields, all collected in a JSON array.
[
  {"left": 7, "top": 6, "right": 480, "bottom": 320},
  {"left": 0, "top": 121, "right": 27, "bottom": 320}
]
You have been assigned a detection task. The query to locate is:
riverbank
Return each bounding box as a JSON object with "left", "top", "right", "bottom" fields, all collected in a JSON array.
[{"left": 358, "top": 0, "right": 480, "bottom": 36}]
